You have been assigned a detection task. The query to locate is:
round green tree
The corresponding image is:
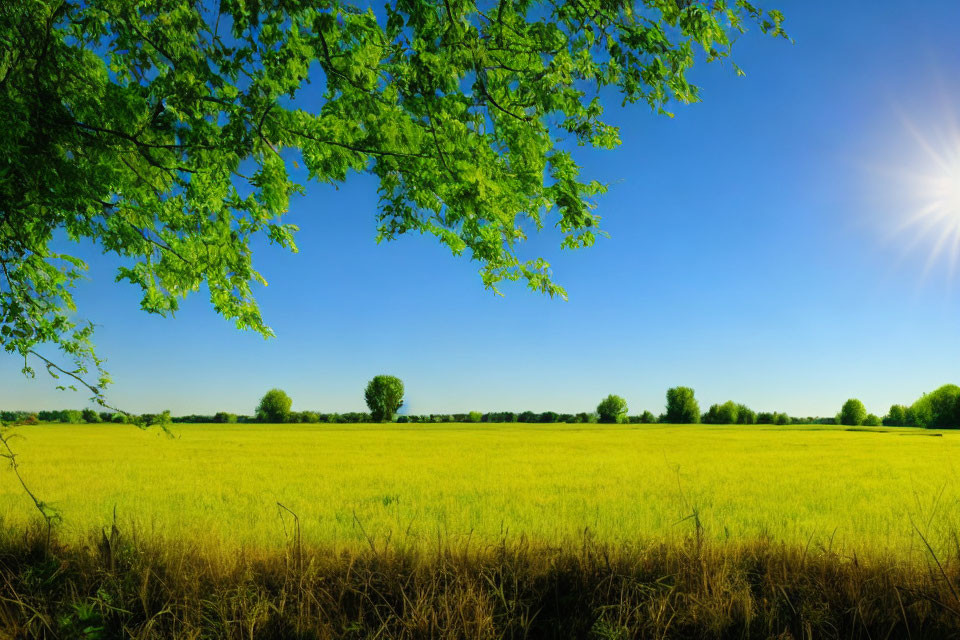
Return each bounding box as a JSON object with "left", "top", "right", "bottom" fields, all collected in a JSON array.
[
  {"left": 256, "top": 389, "right": 292, "bottom": 423},
  {"left": 884, "top": 404, "right": 909, "bottom": 426},
  {"left": 596, "top": 395, "right": 628, "bottom": 424},
  {"left": 838, "top": 399, "right": 867, "bottom": 426},
  {"left": 365, "top": 376, "right": 405, "bottom": 422},
  {"left": 665, "top": 387, "right": 700, "bottom": 424}
]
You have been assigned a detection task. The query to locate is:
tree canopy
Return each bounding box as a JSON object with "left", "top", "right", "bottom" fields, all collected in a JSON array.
[
  {"left": 0, "top": 1, "right": 786, "bottom": 401},
  {"left": 665, "top": 386, "right": 699, "bottom": 424},
  {"left": 596, "top": 394, "right": 628, "bottom": 423},
  {"left": 838, "top": 398, "right": 866, "bottom": 427},
  {"left": 256, "top": 388, "right": 293, "bottom": 422},
  {"left": 365, "top": 375, "right": 404, "bottom": 421}
]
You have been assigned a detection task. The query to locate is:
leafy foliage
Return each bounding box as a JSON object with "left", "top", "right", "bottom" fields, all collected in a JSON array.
[
  {"left": 838, "top": 399, "right": 867, "bottom": 427},
  {"left": 596, "top": 394, "right": 628, "bottom": 424},
  {"left": 365, "top": 375, "right": 404, "bottom": 421},
  {"left": 665, "top": 386, "right": 699, "bottom": 424},
  {"left": 884, "top": 404, "right": 909, "bottom": 427},
  {"left": 703, "top": 400, "right": 738, "bottom": 424},
  {"left": 908, "top": 384, "right": 960, "bottom": 428},
  {"left": 735, "top": 404, "right": 756, "bottom": 424},
  {"left": 256, "top": 388, "right": 293, "bottom": 423},
  {"left": 0, "top": 0, "right": 787, "bottom": 398}
]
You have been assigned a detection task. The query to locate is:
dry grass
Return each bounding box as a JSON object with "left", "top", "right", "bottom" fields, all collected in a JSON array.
[{"left": 2, "top": 522, "right": 960, "bottom": 639}]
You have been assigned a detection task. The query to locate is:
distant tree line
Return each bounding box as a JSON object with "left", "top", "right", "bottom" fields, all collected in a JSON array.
[{"left": 7, "top": 383, "right": 960, "bottom": 429}]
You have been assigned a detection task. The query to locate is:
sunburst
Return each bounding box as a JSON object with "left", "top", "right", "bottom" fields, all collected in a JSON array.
[{"left": 888, "top": 112, "right": 960, "bottom": 279}]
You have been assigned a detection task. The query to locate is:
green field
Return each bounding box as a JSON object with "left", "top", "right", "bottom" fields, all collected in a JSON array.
[{"left": 2, "top": 422, "right": 958, "bottom": 559}]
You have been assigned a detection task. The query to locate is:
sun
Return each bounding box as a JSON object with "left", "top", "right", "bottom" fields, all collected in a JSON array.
[{"left": 885, "top": 113, "right": 960, "bottom": 277}]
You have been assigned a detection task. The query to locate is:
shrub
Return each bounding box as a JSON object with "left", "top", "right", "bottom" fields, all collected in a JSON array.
[
  {"left": 466, "top": 411, "right": 483, "bottom": 423},
  {"left": 256, "top": 389, "right": 293, "bottom": 423},
  {"left": 640, "top": 410, "right": 657, "bottom": 424},
  {"left": 364, "top": 375, "right": 405, "bottom": 422},
  {"left": 774, "top": 412, "right": 791, "bottom": 426},
  {"left": 575, "top": 412, "right": 592, "bottom": 424},
  {"left": 596, "top": 395, "right": 628, "bottom": 424},
  {"left": 213, "top": 412, "right": 238, "bottom": 424},
  {"left": 838, "top": 399, "right": 867, "bottom": 426},
  {"left": 909, "top": 384, "right": 960, "bottom": 428},
  {"left": 110, "top": 413, "right": 125, "bottom": 423},
  {"left": 81, "top": 408, "right": 101, "bottom": 423},
  {"left": 863, "top": 414, "right": 882, "bottom": 427},
  {"left": 665, "top": 387, "right": 700, "bottom": 424}
]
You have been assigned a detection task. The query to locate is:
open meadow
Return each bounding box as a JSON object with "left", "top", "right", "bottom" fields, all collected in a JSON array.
[{"left": 3, "top": 422, "right": 958, "bottom": 559}]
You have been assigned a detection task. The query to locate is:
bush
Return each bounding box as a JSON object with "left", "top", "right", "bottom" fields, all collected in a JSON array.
[
  {"left": 909, "top": 384, "right": 960, "bottom": 428},
  {"left": 756, "top": 412, "right": 774, "bottom": 424},
  {"left": 863, "top": 414, "right": 882, "bottom": 427},
  {"left": 774, "top": 412, "right": 791, "bottom": 425},
  {"left": 110, "top": 412, "right": 125, "bottom": 423},
  {"left": 256, "top": 389, "right": 293, "bottom": 423},
  {"left": 575, "top": 412, "right": 592, "bottom": 424},
  {"left": 639, "top": 410, "right": 657, "bottom": 424},
  {"left": 665, "top": 387, "right": 700, "bottom": 424},
  {"left": 81, "top": 408, "right": 101, "bottom": 423},
  {"left": 364, "top": 375, "right": 405, "bottom": 422},
  {"left": 596, "top": 395, "right": 628, "bottom": 424},
  {"left": 213, "top": 412, "right": 238, "bottom": 424},
  {"left": 466, "top": 411, "right": 482, "bottom": 423},
  {"left": 838, "top": 399, "right": 867, "bottom": 426}
]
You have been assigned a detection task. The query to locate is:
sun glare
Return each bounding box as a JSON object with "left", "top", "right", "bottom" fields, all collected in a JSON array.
[{"left": 883, "top": 110, "right": 960, "bottom": 278}]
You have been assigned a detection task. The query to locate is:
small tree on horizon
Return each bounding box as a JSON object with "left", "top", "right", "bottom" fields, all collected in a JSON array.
[
  {"left": 884, "top": 404, "right": 909, "bottom": 426},
  {"left": 736, "top": 404, "right": 757, "bottom": 424},
  {"left": 665, "top": 387, "right": 700, "bottom": 424},
  {"left": 596, "top": 395, "right": 628, "bottom": 424},
  {"left": 256, "top": 389, "right": 293, "bottom": 423},
  {"left": 703, "top": 400, "right": 739, "bottom": 424},
  {"left": 838, "top": 398, "right": 867, "bottom": 426},
  {"left": 365, "top": 375, "right": 405, "bottom": 422}
]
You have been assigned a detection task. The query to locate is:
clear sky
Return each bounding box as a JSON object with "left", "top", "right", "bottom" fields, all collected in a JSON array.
[{"left": 4, "top": 2, "right": 960, "bottom": 418}]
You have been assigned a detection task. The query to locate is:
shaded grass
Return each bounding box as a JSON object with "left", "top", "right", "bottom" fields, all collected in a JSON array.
[{"left": 2, "top": 522, "right": 960, "bottom": 639}]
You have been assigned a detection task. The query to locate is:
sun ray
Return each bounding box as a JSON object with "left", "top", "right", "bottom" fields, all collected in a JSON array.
[{"left": 883, "top": 108, "right": 960, "bottom": 280}]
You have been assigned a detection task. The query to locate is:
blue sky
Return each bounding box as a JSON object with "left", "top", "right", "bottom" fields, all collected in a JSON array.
[{"left": 4, "top": 1, "right": 960, "bottom": 418}]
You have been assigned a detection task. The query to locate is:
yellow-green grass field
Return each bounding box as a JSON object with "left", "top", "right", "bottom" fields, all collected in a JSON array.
[{"left": 2, "top": 422, "right": 958, "bottom": 560}]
